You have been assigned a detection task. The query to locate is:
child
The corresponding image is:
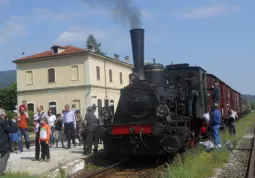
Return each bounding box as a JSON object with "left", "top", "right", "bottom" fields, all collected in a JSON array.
[
  {"left": 54, "top": 114, "right": 64, "bottom": 148},
  {"left": 9, "top": 113, "right": 19, "bottom": 152},
  {"left": 39, "top": 117, "right": 50, "bottom": 162}
]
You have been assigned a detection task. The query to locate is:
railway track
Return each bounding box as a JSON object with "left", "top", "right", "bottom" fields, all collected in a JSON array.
[
  {"left": 246, "top": 127, "right": 255, "bottom": 178},
  {"left": 82, "top": 157, "right": 169, "bottom": 178}
]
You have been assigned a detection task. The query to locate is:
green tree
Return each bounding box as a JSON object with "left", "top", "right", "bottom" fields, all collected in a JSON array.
[
  {"left": 86, "top": 34, "right": 106, "bottom": 56},
  {"left": 0, "top": 83, "right": 17, "bottom": 111}
]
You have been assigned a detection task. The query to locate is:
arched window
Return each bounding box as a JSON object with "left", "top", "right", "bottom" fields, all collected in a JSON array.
[
  {"left": 25, "top": 71, "right": 33, "bottom": 85},
  {"left": 27, "top": 103, "right": 34, "bottom": 112},
  {"left": 73, "top": 99, "right": 80, "bottom": 110},
  {"left": 48, "top": 68, "right": 55, "bottom": 83},
  {"left": 49, "top": 101, "right": 57, "bottom": 115},
  {"left": 96, "top": 66, "right": 100, "bottom": 80},
  {"left": 97, "top": 99, "right": 102, "bottom": 118},
  {"left": 119, "top": 72, "right": 123, "bottom": 84},
  {"left": 71, "top": 65, "right": 79, "bottom": 81},
  {"left": 109, "top": 69, "right": 112, "bottom": 82}
]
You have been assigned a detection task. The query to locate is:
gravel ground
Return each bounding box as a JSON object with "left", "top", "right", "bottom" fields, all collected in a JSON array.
[
  {"left": 6, "top": 143, "right": 103, "bottom": 176},
  {"left": 211, "top": 124, "right": 255, "bottom": 178}
]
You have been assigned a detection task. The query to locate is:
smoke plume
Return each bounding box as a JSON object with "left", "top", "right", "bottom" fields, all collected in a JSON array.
[{"left": 82, "top": 0, "right": 142, "bottom": 29}]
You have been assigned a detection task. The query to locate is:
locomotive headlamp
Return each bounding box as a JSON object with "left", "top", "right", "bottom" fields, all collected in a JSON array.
[
  {"left": 156, "top": 104, "right": 169, "bottom": 118},
  {"left": 129, "top": 72, "right": 139, "bottom": 83}
]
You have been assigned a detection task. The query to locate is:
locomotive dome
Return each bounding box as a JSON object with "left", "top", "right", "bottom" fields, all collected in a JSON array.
[
  {"left": 144, "top": 63, "right": 164, "bottom": 71},
  {"left": 144, "top": 62, "right": 165, "bottom": 85}
]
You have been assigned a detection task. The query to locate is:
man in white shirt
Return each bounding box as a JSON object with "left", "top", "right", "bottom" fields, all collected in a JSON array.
[
  {"left": 63, "top": 104, "right": 76, "bottom": 149},
  {"left": 47, "top": 110, "right": 56, "bottom": 146},
  {"left": 227, "top": 108, "right": 238, "bottom": 136}
]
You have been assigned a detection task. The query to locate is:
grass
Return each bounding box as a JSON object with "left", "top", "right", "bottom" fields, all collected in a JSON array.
[
  {"left": 162, "top": 112, "right": 255, "bottom": 178},
  {"left": 2, "top": 171, "right": 36, "bottom": 178}
]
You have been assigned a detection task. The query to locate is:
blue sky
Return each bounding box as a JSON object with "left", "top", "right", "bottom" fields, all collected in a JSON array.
[{"left": 0, "top": 0, "right": 254, "bottom": 94}]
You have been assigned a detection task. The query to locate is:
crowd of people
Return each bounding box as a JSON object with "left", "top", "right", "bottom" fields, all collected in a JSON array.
[{"left": 0, "top": 101, "right": 101, "bottom": 175}]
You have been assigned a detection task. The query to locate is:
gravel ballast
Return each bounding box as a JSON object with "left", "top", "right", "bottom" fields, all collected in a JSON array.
[{"left": 211, "top": 124, "right": 255, "bottom": 178}]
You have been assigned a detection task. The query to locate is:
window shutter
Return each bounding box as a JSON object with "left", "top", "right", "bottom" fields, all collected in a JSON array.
[
  {"left": 120, "top": 72, "right": 123, "bottom": 84},
  {"left": 109, "top": 69, "right": 112, "bottom": 82},
  {"left": 26, "top": 71, "right": 33, "bottom": 85},
  {"left": 71, "top": 66, "right": 79, "bottom": 80},
  {"left": 96, "top": 66, "right": 100, "bottom": 80},
  {"left": 48, "top": 68, "right": 55, "bottom": 83}
]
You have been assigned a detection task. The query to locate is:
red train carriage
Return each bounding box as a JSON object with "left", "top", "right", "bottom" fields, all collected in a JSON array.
[
  {"left": 206, "top": 74, "right": 227, "bottom": 117},
  {"left": 206, "top": 74, "right": 243, "bottom": 121},
  {"left": 206, "top": 73, "right": 250, "bottom": 121}
]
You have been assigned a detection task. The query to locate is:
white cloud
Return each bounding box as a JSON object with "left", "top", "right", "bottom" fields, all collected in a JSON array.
[
  {"left": 0, "top": 16, "right": 26, "bottom": 44},
  {"left": 55, "top": 26, "right": 130, "bottom": 51},
  {"left": 174, "top": 5, "right": 239, "bottom": 19},
  {"left": 55, "top": 25, "right": 159, "bottom": 58}
]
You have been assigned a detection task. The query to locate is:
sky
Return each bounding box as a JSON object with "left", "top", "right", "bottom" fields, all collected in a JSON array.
[{"left": 0, "top": 0, "right": 255, "bottom": 94}]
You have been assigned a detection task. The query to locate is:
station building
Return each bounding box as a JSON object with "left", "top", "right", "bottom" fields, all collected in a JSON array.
[{"left": 13, "top": 45, "right": 133, "bottom": 117}]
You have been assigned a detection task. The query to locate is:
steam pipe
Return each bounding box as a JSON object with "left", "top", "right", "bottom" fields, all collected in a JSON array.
[{"left": 130, "top": 29, "right": 145, "bottom": 80}]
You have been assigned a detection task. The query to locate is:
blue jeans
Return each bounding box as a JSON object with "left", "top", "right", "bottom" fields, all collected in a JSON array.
[
  {"left": 50, "top": 127, "right": 55, "bottom": 145},
  {"left": 212, "top": 125, "right": 221, "bottom": 146},
  {"left": 18, "top": 128, "right": 30, "bottom": 152}
]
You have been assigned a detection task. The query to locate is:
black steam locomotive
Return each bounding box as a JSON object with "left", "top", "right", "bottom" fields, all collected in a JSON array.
[{"left": 95, "top": 29, "right": 209, "bottom": 156}]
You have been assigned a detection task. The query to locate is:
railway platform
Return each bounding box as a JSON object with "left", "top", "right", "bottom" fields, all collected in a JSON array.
[{"left": 6, "top": 144, "right": 103, "bottom": 177}]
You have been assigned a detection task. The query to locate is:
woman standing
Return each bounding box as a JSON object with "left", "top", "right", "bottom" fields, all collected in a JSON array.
[{"left": 47, "top": 110, "right": 56, "bottom": 147}]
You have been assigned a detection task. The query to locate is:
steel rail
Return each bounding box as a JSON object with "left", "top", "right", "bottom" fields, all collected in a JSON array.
[{"left": 247, "top": 127, "right": 255, "bottom": 178}]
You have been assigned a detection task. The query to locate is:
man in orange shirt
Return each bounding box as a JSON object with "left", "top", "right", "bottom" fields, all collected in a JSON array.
[
  {"left": 39, "top": 117, "right": 50, "bottom": 162},
  {"left": 18, "top": 107, "right": 30, "bottom": 153}
]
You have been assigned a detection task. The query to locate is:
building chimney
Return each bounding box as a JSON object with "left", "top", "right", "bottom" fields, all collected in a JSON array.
[
  {"left": 51, "top": 46, "right": 58, "bottom": 54},
  {"left": 88, "top": 44, "right": 95, "bottom": 52},
  {"left": 130, "top": 29, "right": 145, "bottom": 80},
  {"left": 124, "top": 56, "right": 130, "bottom": 63},
  {"left": 114, "top": 54, "right": 119, "bottom": 60}
]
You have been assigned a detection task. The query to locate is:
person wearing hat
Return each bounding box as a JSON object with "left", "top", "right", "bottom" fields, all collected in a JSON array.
[
  {"left": 210, "top": 103, "right": 222, "bottom": 148},
  {"left": 208, "top": 81, "right": 221, "bottom": 105},
  {"left": 92, "top": 104, "right": 97, "bottom": 113},
  {"left": 84, "top": 106, "right": 98, "bottom": 154}
]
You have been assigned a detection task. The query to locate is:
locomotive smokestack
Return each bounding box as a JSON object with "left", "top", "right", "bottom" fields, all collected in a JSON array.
[{"left": 130, "top": 29, "right": 145, "bottom": 80}]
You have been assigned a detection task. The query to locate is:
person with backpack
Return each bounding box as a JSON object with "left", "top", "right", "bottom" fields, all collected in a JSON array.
[
  {"left": 9, "top": 113, "right": 19, "bottom": 152},
  {"left": 54, "top": 114, "right": 65, "bottom": 148},
  {"left": 0, "top": 109, "right": 14, "bottom": 175}
]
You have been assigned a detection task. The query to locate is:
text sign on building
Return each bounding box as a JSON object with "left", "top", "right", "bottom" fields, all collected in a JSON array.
[{"left": 48, "top": 90, "right": 57, "bottom": 93}]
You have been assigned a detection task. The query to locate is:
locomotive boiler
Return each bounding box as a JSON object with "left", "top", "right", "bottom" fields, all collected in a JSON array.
[{"left": 95, "top": 28, "right": 209, "bottom": 156}]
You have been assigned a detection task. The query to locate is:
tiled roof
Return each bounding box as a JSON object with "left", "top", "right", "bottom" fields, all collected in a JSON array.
[{"left": 15, "top": 45, "right": 87, "bottom": 62}]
